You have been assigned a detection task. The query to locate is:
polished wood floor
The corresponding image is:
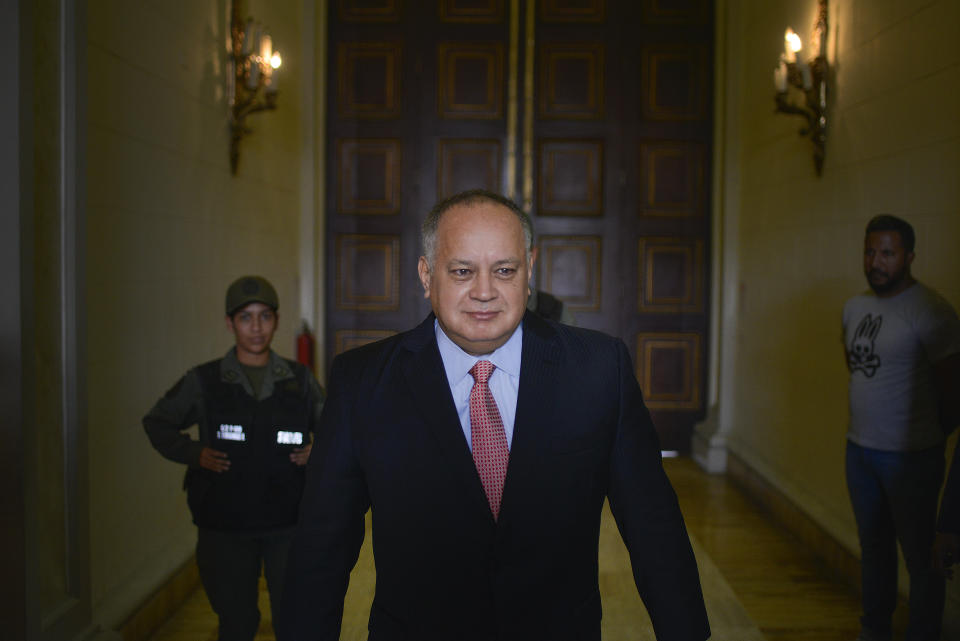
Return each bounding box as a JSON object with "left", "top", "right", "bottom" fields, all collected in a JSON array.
[
  {"left": 668, "top": 458, "right": 906, "bottom": 641},
  {"left": 146, "top": 457, "right": 895, "bottom": 641}
]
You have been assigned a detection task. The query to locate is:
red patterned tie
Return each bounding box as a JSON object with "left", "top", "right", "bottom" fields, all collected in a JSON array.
[{"left": 469, "top": 360, "right": 510, "bottom": 521}]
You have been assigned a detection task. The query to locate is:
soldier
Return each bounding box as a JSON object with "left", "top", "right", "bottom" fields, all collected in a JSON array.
[{"left": 144, "top": 276, "right": 324, "bottom": 641}]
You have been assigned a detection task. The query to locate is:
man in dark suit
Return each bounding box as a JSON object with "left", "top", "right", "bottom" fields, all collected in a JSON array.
[{"left": 280, "top": 190, "right": 710, "bottom": 641}]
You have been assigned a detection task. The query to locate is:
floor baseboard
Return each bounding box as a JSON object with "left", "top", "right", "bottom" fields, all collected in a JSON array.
[
  {"left": 117, "top": 556, "right": 200, "bottom": 641},
  {"left": 726, "top": 452, "right": 861, "bottom": 593}
]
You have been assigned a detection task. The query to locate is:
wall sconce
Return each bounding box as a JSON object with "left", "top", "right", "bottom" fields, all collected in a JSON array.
[
  {"left": 228, "top": 0, "right": 282, "bottom": 175},
  {"left": 773, "top": 0, "right": 828, "bottom": 175}
]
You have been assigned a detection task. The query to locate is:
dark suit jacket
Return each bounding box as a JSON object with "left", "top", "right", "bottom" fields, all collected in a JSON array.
[{"left": 280, "top": 312, "right": 709, "bottom": 641}]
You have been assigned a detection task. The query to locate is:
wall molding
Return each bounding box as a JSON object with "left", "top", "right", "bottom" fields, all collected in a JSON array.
[
  {"left": 117, "top": 557, "right": 199, "bottom": 641},
  {"left": 726, "top": 452, "right": 861, "bottom": 591}
]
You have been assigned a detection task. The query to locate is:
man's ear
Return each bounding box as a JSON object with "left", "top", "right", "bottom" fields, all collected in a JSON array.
[
  {"left": 224, "top": 315, "right": 235, "bottom": 333},
  {"left": 417, "top": 256, "right": 432, "bottom": 299},
  {"left": 905, "top": 251, "right": 915, "bottom": 269},
  {"left": 527, "top": 246, "right": 537, "bottom": 294}
]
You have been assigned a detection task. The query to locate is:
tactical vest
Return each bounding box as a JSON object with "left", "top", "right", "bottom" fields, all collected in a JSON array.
[{"left": 184, "top": 358, "right": 312, "bottom": 531}]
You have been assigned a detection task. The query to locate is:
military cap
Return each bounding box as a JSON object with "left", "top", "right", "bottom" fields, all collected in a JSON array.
[{"left": 225, "top": 276, "right": 279, "bottom": 315}]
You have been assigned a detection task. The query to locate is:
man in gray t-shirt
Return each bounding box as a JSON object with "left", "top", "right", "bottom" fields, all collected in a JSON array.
[
  {"left": 844, "top": 283, "right": 960, "bottom": 451},
  {"left": 842, "top": 215, "right": 960, "bottom": 641}
]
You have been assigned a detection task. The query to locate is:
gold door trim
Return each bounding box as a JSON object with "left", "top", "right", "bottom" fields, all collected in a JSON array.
[
  {"left": 522, "top": 0, "right": 536, "bottom": 212},
  {"left": 506, "top": 0, "right": 520, "bottom": 200}
]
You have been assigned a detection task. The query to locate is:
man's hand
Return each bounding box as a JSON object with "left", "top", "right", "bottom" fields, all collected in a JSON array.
[
  {"left": 933, "top": 532, "right": 960, "bottom": 578},
  {"left": 290, "top": 443, "right": 312, "bottom": 466},
  {"left": 199, "top": 447, "right": 230, "bottom": 473}
]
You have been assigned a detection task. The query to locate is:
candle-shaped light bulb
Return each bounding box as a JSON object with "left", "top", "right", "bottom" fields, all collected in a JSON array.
[
  {"left": 260, "top": 34, "right": 272, "bottom": 62},
  {"left": 784, "top": 28, "right": 802, "bottom": 63},
  {"left": 266, "top": 53, "right": 281, "bottom": 94}
]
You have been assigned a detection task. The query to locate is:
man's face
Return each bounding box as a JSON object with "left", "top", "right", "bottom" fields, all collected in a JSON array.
[
  {"left": 226, "top": 302, "right": 278, "bottom": 359},
  {"left": 418, "top": 201, "right": 533, "bottom": 356},
  {"left": 863, "top": 230, "right": 913, "bottom": 296}
]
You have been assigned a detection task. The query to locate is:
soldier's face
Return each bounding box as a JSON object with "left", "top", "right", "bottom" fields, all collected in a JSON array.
[
  {"left": 863, "top": 231, "right": 913, "bottom": 295},
  {"left": 227, "top": 302, "right": 277, "bottom": 358},
  {"left": 418, "top": 202, "right": 533, "bottom": 356}
]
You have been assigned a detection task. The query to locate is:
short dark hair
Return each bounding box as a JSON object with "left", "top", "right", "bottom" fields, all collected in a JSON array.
[
  {"left": 421, "top": 189, "right": 534, "bottom": 267},
  {"left": 865, "top": 215, "right": 915, "bottom": 253}
]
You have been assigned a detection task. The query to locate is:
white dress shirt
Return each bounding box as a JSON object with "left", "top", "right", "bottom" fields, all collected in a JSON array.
[{"left": 434, "top": 319, "right": 522, "bottom": 452}]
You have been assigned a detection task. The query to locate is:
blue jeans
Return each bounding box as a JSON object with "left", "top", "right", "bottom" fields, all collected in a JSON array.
[{"left": 846, "top": 441, "right": 945, "bottom": 641}]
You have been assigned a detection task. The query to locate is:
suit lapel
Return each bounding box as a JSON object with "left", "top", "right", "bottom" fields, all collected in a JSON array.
[
  {"left": 400, "top": 315, "right": 493, "bottom": 521},
  {"left": 499, "top": 312, "right": 563, "bottom": 525}
]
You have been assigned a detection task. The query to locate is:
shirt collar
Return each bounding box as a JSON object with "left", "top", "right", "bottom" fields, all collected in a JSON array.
[
  {"left": 219, "top": 347, "right": 294, "bottom": 398},
  {"left": 435, "top": 320, "right": 523, "bottom": 387}
]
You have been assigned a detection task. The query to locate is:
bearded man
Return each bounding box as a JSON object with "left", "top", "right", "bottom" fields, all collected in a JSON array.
[{"left": 842, "top": 215, "right": 960, "bottom": 641}]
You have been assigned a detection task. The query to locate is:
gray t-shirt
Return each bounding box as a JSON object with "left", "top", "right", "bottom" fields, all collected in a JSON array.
[{"left": 843, "top": 281, "right": 960, "bottom": 451}]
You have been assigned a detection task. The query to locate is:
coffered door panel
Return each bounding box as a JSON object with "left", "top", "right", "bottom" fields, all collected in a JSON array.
[
  {"left": 326, "top": 0, "right": 713, "bottom": 451},
  {"left": 326, "top": 1, "right": 510, "bottom": 367},
  {"left": 537, "top": 139, "right": 603, "bottom": 216},
  {"left": 437, "top": 42, "right": 505, "bottom": 119},
  {"left": 440, "top": 0, "right": 505, "bottom": 23},
  {"left": 438, "top": 139, "right": 502, "bottom": 199},
  {"left": 536, "top": 235, "right": 602, "bottom": 311},
  {"left": 530, "top": 1, "right": 712, "bottom": 450},
  {"left": 538, "top": 42, "right": 604, "bottom": 120},
  {"left": 628, "top": 6, "right": 712, "bottom": 447},
  {"left": 336, "top": 42, "right": 403, "bottom": 118},
  {"left": 337, "top": 139, "right": 403, "bottom": 215}
]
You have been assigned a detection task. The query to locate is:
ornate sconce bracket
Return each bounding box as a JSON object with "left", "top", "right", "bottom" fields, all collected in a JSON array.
[
  {"left": 228, "top": 1, "right": 281, "bottom": 175},
  {"left": 774, "top": 0, "right": 828, "bottom": 175}
]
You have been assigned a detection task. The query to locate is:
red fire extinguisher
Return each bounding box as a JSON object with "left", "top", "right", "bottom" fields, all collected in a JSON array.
[{"left": 296, "top": 320, "right": 316, "bottom": 375}]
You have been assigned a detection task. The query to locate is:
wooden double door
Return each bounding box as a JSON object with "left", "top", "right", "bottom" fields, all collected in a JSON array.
[{"left": 324, "top": 0, "right": 712, "bottom": 450}]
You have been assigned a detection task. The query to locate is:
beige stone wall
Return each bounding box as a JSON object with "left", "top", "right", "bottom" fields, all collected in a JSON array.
[
  {"left": 85, "top": 0, "right": 310, "bottom": 625},
  {"left": 717, "top": 0, "right": 959, "bottom": 607}
]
